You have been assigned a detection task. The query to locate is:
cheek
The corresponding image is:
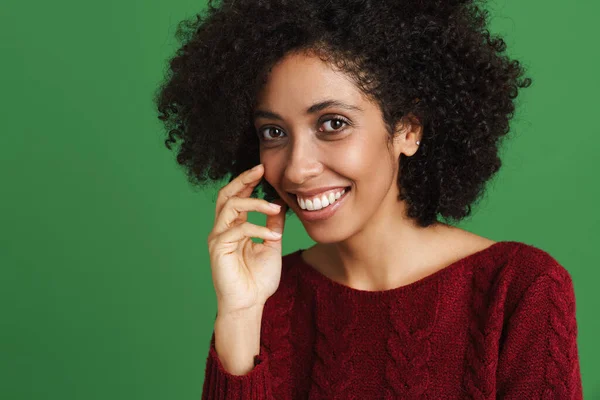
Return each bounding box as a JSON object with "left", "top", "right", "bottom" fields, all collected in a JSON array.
[
  {"left": 260, "top": 151, "right": 283, "bottom": 187},
  {"left": 333, "top": 136, "right": 383, "bottom": 177}
]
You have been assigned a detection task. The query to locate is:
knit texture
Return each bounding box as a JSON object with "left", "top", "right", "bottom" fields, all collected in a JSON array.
[{"left": 201, "top": 241, "right": 583, "bottom": 399}]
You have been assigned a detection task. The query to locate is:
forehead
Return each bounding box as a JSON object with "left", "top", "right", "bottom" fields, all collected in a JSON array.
[{"left": 255, "top": 52, "right": 366, "bottom": 109}]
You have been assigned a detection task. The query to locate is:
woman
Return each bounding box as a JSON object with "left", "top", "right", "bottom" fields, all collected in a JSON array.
[{"left": 155, "top": 0, "right": 583, "bottom": 398}]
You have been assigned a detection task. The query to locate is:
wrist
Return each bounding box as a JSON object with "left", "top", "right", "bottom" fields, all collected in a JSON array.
[{"left": 216, "top": 304, "right": 264, "bottom": 322}]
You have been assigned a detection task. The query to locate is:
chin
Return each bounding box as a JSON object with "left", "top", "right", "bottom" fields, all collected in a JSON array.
[{"left": 299, "top": 221, "right": 352, "bottom": 244}]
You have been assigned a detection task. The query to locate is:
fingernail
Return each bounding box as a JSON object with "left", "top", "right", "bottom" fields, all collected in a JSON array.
[
  {"left": 269, "top": 202, "right": 281, "bottom": 210},
  {"left": 251, "top": 164, "right": 262, "bottom": 172},
  {"left": 269, "top": 230, "right": 282, "bottom": 238}
]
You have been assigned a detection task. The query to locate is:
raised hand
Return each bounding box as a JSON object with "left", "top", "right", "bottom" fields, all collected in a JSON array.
[{"left": 207, "top": 164, "right": 287, "bottom": 319}]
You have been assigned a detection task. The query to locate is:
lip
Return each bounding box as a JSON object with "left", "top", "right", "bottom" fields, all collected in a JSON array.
[{"left": 288, "top": 186, "right": 351, "bottom": 222}]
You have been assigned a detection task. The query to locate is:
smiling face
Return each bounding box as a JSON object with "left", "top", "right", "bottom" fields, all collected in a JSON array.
[{"left": 253, "top": 50, "right": 420, "bottom": 244}]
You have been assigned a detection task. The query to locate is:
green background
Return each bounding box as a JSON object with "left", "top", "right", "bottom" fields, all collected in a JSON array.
[{"left": 2, "top": 0, "right": 598, "bottom": 398}]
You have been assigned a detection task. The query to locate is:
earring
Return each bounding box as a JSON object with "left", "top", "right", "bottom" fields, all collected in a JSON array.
[{"left": 416, "top": 140, "right": 420, "bottom": 145}]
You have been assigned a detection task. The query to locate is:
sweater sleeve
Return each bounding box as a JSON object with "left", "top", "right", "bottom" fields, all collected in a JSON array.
[
  {"left": 496, "top": 266, "right": 583, "bottom": 399},
  {"left": 201, "top": 330, "right": 272, "bottom": 399}
]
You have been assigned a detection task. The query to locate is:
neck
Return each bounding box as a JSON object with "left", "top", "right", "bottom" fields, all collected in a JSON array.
[{"left": 318, "top": 191, "right": 455, "bottom": 291}]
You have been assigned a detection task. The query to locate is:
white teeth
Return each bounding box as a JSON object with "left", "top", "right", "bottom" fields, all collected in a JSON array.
[
  {"left": 306, "top": 199, "right": 314, "bottom": 210},
  {"left": 296, "top": 188, "right": 347, "bottom": 211},
  {"left": 313, "top": 197, "right": 322, "bottom": 210}
]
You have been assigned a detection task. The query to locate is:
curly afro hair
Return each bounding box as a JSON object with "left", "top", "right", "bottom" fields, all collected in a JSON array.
[{"left": 154, "top": 0, "right": 532, "bottom": 227}]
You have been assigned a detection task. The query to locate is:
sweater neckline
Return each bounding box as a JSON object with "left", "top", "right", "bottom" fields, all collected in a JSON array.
[{"left": 290, "top": 240, "right": 515, "bottom": 298}]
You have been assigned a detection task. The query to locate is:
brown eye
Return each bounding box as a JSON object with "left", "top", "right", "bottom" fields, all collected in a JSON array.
[
  {"left": 319, "top": 117, "right": 350, "bottom": 133},
  {"left": 259, "top": 127, "right": 286, "bottom": 141}
]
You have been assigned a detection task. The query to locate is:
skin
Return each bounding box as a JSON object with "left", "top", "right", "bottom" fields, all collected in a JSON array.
[{"left": 253, "top": 50, "right": 495, "bottom": 291}]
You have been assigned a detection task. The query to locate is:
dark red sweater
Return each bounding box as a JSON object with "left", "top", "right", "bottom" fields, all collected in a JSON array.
[{"left": 201, "top": 241, "right": 583, "bottom": 399}]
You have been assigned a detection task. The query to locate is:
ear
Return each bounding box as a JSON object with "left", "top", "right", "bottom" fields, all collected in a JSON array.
[{"left": 391, "top": 113, "right": 423, "bottom": 159}]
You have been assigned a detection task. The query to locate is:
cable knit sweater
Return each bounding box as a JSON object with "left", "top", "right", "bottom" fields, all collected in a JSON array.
[{"left": 201, "top": 240, "right": 583, "bottom": 399}]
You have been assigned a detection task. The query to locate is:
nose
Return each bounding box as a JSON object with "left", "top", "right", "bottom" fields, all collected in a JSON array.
[{"left": 283, "top": 136, "right": 323, "bottom": 185}]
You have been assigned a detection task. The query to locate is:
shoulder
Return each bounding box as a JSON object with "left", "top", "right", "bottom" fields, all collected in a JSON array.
[
  {"left": 493, "top": 241, "right": 576, "bottom": 315},
  {"left": 282, "top": 248, "right": 304, "bottom": 274},
  {"left": 505, "top": 241, "right": 573, "bottom": 283},
  {"left": 514, "top": 241, "right": 575, "bottom": 297}
]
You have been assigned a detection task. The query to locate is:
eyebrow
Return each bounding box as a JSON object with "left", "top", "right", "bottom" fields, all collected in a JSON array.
[{"left": 253, "top": 99, "right": 363, "bottom": 121}]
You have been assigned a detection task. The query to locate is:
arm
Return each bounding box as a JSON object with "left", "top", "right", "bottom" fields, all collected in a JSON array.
[
  {"left": 201, "top": 307, "right": 272, "bottom": 399},
  {"left": 496, "top": 267, "right": 583, "bottom": 399}
]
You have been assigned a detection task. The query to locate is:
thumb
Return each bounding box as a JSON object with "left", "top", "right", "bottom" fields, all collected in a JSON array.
[{"left": 263, "top": 198, "right": 287, "bottom": 247}]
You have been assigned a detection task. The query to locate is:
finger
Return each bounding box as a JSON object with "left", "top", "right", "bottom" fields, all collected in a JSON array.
[
  {"left": 236, "top": 166, "right": 265, "bottom": 199},
  {"left": 214, "top": 221, "right": 283, "bottom": 251},
  {"left": 215, "top": 164, "right": 264, "bottom": 224},
  {"left": 263, "top": 198, "right": 287, "bottom": 249},
  {"left": 213, "top": 196, "right": 282, "bottom": 235}
]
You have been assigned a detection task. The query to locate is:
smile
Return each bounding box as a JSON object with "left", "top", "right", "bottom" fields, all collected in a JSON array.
[{"left": 288, "top": 186, "right": 352, "bottom": 222}]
